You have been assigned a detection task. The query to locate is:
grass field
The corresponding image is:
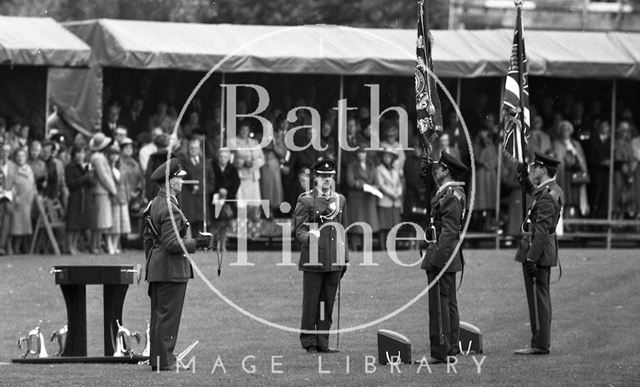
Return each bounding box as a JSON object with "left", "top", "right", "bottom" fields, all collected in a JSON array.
[{"left": 1, "top": 247, "right": 639, "bottom": 386}]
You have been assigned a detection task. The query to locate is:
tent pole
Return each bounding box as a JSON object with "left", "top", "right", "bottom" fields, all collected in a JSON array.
[
  {"left": 495, "top": 76, "right": 506, "bottom": 250},
  {"left": 606, "top": 80, "right": 617, "bottom": 250},
  {"left": 220, "top": 73, "right": 226, "bottom": 145},
  {"left": 337, "top": 75, "right": 345, "bottom": 185},
  {"left": 45, "top": 69, "right": 50, "bottom": 139}
]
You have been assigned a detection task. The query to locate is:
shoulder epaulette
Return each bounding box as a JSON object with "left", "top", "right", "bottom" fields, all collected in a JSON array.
[{"left": 297, "top": 189, "right": 314, "bottom": 200}]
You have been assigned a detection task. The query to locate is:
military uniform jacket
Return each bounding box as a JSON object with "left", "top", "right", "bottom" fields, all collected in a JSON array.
[
  {"left": 421, "top": 182, "right": 465, "bottom": 273},
  {"left": 515, "top": 179, "right": 564, "bottom": 267},
  {"left": 294, "top": 189, "right": 349, "bottom": 272},
  {"left": 143, "top": 187, "right": 196, "bottom": 282}
]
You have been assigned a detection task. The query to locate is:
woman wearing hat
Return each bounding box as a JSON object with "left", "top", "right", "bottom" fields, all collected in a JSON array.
[
  {"left": 88, "top": 132, "right": 117, "bottom": 254},
  {"left": 376, "top": 147, "right": 403, "bottom": 250},
  {"left": 107, "top": 141, "right": 130, "bottom": 254}
]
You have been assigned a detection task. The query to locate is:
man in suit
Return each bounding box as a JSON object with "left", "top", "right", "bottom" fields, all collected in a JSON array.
[
  {"left": 294, "top": 159, "right": 348, "bottom": 353},
  {"left": 514, "top": 152, "right": 564, "bottom": 355},
  {"left": 421, "top": 151, "right": 467, "bottom": 364},
  {"left": 143, "top": 158, "right": 211, "bottom": 371},
  {"left": 102, "top": 103, "right": 123, "bottom": 137},
  {"left": 177, "top": 137, "right": 215, "bottom": 235}
]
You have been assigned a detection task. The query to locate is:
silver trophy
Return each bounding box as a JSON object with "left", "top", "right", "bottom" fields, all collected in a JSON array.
[
  {"left": 113, "top": 319, "right": 141, "bottom": 357},
  {"left": 49, "top": 325, "right": 68, "bottom": 357},
  {"left": 17, "top": 325, "right": 49, "bottom": 358}
]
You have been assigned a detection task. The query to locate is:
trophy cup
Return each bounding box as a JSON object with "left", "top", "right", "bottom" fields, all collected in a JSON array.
[
  {"left": 21, "top": 325, "right": 48, "bottom": 358},
  {"left": 113, "top": 320, "right": 141, "bottom": 357},
  {"left": 49, "top": 325, "right": 68, "bottom": 357}
]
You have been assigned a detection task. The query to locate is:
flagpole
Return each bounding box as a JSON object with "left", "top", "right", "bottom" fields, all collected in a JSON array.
[{"left": 515, "top": 1, "right": 528, "bottom": 222}]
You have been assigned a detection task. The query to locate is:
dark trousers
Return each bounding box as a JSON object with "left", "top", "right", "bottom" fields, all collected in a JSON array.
[
  {"left": 522, "top": 264, "right": 551, "bottom": 350},
  {"left": 588, "top": 169, "right": 609, "bottom": 219},
  {"left": 300, "top": 271, "right": 341, "bottom": 349},
  {"left": 426, "top": 271, "right": 459, "bottom": 360},
  {"left": 148, "top": 281, "right": 187, "bottom": 368}
]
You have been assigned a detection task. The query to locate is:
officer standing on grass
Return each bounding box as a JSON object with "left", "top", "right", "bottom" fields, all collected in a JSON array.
[
  {"left": 144, "top": 158, "right": 211, "bottom": 371},
  {"left": 421, "top": 152, "right": 467, "bottom": 364},
  {"left": 514, "top": 152, "right": 564, "bottom": 355},
  {"left": 294, "top": 159, "right": 348, "bottom": 353}
]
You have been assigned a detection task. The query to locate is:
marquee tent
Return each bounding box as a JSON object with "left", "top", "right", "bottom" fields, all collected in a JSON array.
[
  {"left": 65, "top": 19, "right": 640, "bottom": 79},
  {"left": 0, "top": 16, "right": 92, "bottom": 136}
]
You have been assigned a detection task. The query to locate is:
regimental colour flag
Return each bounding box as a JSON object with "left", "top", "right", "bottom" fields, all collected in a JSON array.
[
  {"left": 502, "top": 1, "right": 530, "bottom": 163},
  {"left": 415, "top": 0, "right": 442, "bottom": 145}
]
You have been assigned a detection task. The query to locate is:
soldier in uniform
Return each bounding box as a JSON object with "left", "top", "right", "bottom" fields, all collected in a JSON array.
[
  {"left": 514, "top": 152, "right": 564, "bottom": 355},
  {"left": 143, "top": 158, "right": 211, "bottom": 371},
  {"left": 421, "top": 152, "right": 467, "bottom": 364},
  {"left": 294, "top": 159, "right": 348, "bottom": 353}
]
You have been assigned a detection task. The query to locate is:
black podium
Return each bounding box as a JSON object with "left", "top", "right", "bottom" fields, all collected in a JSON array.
[{"left": 13, "top": 265, "right": 145, "bottom": 364}]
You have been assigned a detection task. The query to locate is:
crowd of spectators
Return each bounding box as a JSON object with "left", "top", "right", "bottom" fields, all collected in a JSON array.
[{"left": 0, "top": 77, "right": 638, "bottom": 255}]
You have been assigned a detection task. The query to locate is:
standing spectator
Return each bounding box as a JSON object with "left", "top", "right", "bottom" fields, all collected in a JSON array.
[
  {"left": 403, "top": 144, "right": 429, "bottom": 230},
  {"left": 260, "top": 122, "right": 286, "bottom": 217},
  {"left": 0, "top": 170, "right": 13, "bottom": 255},
  {"left": 65, "top": 144, "right": 91, "bottom": 255},
  {"left": 0, "top": 144, "right": 17, "bottom": 255},
  {"left": 230, "top": 122, "right": 265, "bottom": 221},
  {"left": 28, "top": 140, "right": 46, "bottom": 191},
  {"left": 40, "top": 141, "right": 68, "bottom": 207},
  {"left": 346, "top": 146, "right": 379, "bottom": 251},
  {"left": 527, "top": 115, "right": 553, "bottom": 161},
  {"left": 553, "top": 120, "right": 589, "bottom": 218},
  {"left": 88, "top": 133, "right": 117, "bottom": 254},
  {"left": 585, "top": 120, "right": 612, "bottom": 219},
  {"left": 613, "top": 121, "right": 635, "bottom": 219},
  {"left": 631, "top": 129, "right": 640, "bottom": 218},
  {"left": 119, "top": 137, "right": 145, "bottom": 240},
  {"left": 500, "top": 155, "right": 527, "bottom": 242},
  {"left": 473, "top": 129, "right": 498, "bottom": 231},
  {"left": 211, "top": 149, "right": 240, "bottom": 251},
  {"left": 139, "top": 127, "right": 163, "bottom": 174},
  {"left": 444, "top": 111, "right": 470, "bottom": 167},
  {"left": 144, "top": 133, "right": 173, "bottom": 202},
  {"left": 319, "top": 121, "right": 336, "bottom": 161},
  {"left": 376, "top": 148, "right": 403, "bottom": 250},
  {"left": 380, "top": 125, "right": 406, "bottom": 176},
  {"left": 433, "top": 133, "right": 461, "bottom": 162},
  {"left": 107, "top": 142, "right": 130, "bottom": 254},
  {"left": 10, "top": 148, "right": 36, "bottom": 254},
  {"left": 178, "top": 138, "right": 215, "bottom": 234}
]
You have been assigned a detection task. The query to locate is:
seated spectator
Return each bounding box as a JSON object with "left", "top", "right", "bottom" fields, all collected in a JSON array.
[
  {"left": 212, "top": 149, "right": 240, "bottom": 251},
  {"left": 553, "top": 120, "right": 589, "bottom": 218},
  {"left": 148, "top": 101, "right": 177, "bottom": 134},
  {"left": 376, "top": 148, "right": 403, "bottom": 250},
  {"left": 65, "top": 143, "right": 92, "bottom": 255},
  {"left": 10, "top": 148, "right": 36, "bottom": 254}
]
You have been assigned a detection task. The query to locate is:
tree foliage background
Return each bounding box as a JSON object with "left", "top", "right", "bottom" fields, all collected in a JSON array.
[
  {"left": 0, "top": 0, "right": 448, "bottom": 28},
  {"left": 0, "top": 0, "right": 638, "bottom": 28}
]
